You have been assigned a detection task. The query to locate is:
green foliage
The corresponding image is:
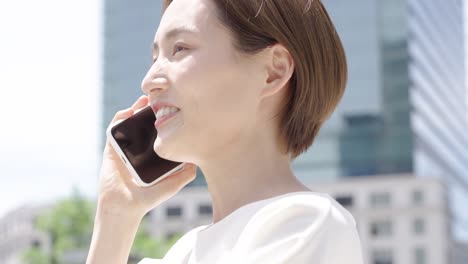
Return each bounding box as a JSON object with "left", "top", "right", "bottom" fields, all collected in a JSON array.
[
  {"left": 131, "top": 218, "right": 183, "bottom": 259},
  {"left": 21, "top": 186, "right": 95, "bottom": 264},
  {"left": 20, "top": 246, "right": 49, "bottom": 264},
  {"left": 20, "top": 185, "right": 183, "bottom": 264}
]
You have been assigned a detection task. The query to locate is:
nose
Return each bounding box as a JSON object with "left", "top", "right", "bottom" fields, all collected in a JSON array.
[
  {"left": 141, "top": 76, "right": 169, "bottom": 95},
  {"left": 141, "top": 60, "right": 169, "bottom": 95}
]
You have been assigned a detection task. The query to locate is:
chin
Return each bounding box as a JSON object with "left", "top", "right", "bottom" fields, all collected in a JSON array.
[
  {"left": 153, "top": 137, "right": 170, "bottom": 159},
  {"left": 153, "top": 137, "right": 183, "bottom": 162}
]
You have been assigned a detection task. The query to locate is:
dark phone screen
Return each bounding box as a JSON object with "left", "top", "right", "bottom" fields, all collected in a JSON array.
[{"left": 110, "top": 106, "right": 182, "bottom": 184}]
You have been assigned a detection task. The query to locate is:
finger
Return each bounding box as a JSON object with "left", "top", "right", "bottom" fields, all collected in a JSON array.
[
  {"left": 131, "top": 95, "right": 149, "bottom": 111},
  {"left": 110, "top": 108, "right": 134, "bottom": 125},
  {"left": 108, "top": 96, "right": 147, "bottom": 127}
]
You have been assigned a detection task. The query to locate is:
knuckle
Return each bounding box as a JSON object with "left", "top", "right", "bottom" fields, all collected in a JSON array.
[{"left": 115, "top": 109, "right": 128, "bottom": 115}]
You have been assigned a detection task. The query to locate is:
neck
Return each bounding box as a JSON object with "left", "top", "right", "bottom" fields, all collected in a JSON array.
[{"left": 197, "top": 129, "right": 310, "bottom": 224}]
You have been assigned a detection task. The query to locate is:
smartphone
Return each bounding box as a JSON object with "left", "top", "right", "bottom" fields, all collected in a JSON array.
[{"left": 106, "top": 105, "right": 185, "bottom": 187}]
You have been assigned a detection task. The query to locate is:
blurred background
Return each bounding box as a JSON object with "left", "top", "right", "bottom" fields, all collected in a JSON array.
[{"left": 1, "top": 0, "right": 467, "bottom": 263}]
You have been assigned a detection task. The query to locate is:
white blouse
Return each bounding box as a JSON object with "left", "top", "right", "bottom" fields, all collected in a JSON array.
[{"left": 138, "top": 191, "right": 364, "bottom": 264}]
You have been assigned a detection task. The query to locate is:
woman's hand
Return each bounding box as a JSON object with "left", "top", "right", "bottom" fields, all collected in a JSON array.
[{"left": 97, "top": 95, "right": 197, "bottom": 219}]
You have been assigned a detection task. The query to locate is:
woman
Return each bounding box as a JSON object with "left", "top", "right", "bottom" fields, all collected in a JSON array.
[{"left": 87, "top": 0, "right": 363, "bottom": 263}]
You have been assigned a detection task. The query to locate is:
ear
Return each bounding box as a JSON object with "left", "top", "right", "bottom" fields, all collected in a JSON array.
[{"left": 259, "top": 43, "right": 295, "bottom": 99}]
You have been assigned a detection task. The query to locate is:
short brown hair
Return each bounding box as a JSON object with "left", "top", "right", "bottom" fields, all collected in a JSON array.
[{"left": 162, "top": 0, "right": 347, "bottom": 160}]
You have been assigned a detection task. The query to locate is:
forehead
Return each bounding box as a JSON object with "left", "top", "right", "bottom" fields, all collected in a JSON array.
[{"left": 155, "top": 0, "right": 217, "bottom": 42}]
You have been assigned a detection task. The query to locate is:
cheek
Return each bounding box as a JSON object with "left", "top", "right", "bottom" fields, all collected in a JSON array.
[{"left": 176, "top": 53, "right": 257, "bottom": 143}]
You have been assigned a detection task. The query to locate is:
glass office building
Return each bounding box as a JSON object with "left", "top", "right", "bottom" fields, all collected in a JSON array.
[
  {"left": 102, "top": 0, "right": 468, "bottom": 239},
  {"left": 303, "top": 0, "right": 468, "bottom": 241},
  {"left": 102, "top": 1, "right": 163, "bottom": 149},
  {"left": 294, "top": 0, "right": 414, "bottom": 180},
  {"left": 407, "top": 0, "right": 468, "bottom": 241}
]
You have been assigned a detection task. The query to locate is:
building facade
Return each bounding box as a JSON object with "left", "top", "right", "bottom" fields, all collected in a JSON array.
[
  {"left": 0, "top": 205, "right": 51, "bottom": 264},
  {"left": 102, "top": 0, "right": 163, "bottom": 150},
  {"left": 300, "top": 0, "right": 468, "bottom": 241},
  {"left": 406, "top": 0, "right": 468, "bottom": 241},
  {"left": 0, "top": 176, "right": 456, "bottom": 264},
  {"left": 147, "top": 175, "right": 452, "bottom": 264}
]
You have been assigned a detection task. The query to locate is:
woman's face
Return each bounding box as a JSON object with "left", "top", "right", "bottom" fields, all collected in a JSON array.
[{"left": 141, "top": 0, "right": 266, "bottom": 163}]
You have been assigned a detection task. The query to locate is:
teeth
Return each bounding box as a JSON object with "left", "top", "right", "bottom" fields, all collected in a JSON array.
[{"left": 156, "top": 106, "right": 180, "bottom": 119}]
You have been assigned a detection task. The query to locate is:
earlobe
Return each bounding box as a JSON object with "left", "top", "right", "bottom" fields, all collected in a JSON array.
[{"left": 260, "top": 44, "right": 295, "bottom": 99}]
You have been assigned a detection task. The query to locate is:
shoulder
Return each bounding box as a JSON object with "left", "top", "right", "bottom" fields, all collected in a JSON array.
[
  {"left": 244, "top": 192, "right": 357, "bottom": 233},
  {"left": 230, "top": 192, "right": 363, "bottom": 264}
]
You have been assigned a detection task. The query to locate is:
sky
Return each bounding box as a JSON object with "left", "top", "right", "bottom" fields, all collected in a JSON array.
[
  {"left": 0, "top": 0, "right": 468, "bottom": 219},
  {"left": 0, "top": 0, "right": 102, "bottom": 218}
]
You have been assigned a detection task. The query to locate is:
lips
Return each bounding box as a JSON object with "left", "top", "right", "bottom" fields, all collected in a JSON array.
[
  {"left": 150, "top": 101, "right": 180, "bottom": 115},
  {"left": 150, "top": 101, "right": 181, "bottom": 129},
  {"left": 154, "top": 111, "right": 179, "bottom": 129}
]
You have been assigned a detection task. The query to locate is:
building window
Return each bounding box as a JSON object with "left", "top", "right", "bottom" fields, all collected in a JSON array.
[
  {"left": 372, "top": 248, "right": 393, "bottom": 264},
  {"left": 370, "top": 220, "right": 393, "bottom": 237},
  {"left": 413, "top": 218, "right": 425, "bottom": 235},
  {"left": 370, "top": 192, "right": 391, "bottom": 208},
  {"left": 413, "top": 190, "right": 424, "bottom": 205},
  {"left": 166, "top": 206, "right": 182, "bottom": 217},
  {"left": 414, "top": 247, "right": 426, "bottom": 264},
  {"left": 335, "top": 195, "right": 354, "bottom": 207},
  {"left": 198, "top": 204, "right": 212, "bottom": 216}
]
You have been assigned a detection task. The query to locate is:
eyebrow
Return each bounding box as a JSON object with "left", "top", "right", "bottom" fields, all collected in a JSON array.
[{"left": 152, "top": 26, "right": 199, "bottom": 56}]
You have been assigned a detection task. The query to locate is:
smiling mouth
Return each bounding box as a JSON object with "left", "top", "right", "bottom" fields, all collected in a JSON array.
[{"left": 154, "top": 111, "right": 179, "bottom": 129}]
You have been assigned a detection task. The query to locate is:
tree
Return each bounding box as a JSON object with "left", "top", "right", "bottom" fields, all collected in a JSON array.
[
  {"left": 131, "top": 218, "right": 183, "bottom": 260},
  {"left": 21, "top": 246, "right": 49, "bottom": 264},
  {"left": 21, "top": 186, "right": 94, "bottom": 264},
  {"left": 21, "top": 185, "right": 181, "bottom": 264}
]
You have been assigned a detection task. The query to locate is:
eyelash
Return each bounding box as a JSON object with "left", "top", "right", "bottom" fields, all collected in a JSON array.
[
  {"left": 173, "top": 44, "right": 187, "bottom": 54},
  {"left": 152, "top": 44, "right": 187, "bottom": 63}
]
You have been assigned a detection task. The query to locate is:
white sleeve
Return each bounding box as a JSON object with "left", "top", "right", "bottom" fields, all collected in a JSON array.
[
  {"left": 137, "top": 225, "right": 209, "bottom": 264},
  {"left": 228, "top": 195, "right": 364, "bottom": 264}
]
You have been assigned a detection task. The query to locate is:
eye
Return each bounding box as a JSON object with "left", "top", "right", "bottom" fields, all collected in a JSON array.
[
  {"left": 173, "top": 44, "right": 187, "bottom": 55},
  {"left": 152, "top": 45, "right": 188, "bottom": 64}
]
